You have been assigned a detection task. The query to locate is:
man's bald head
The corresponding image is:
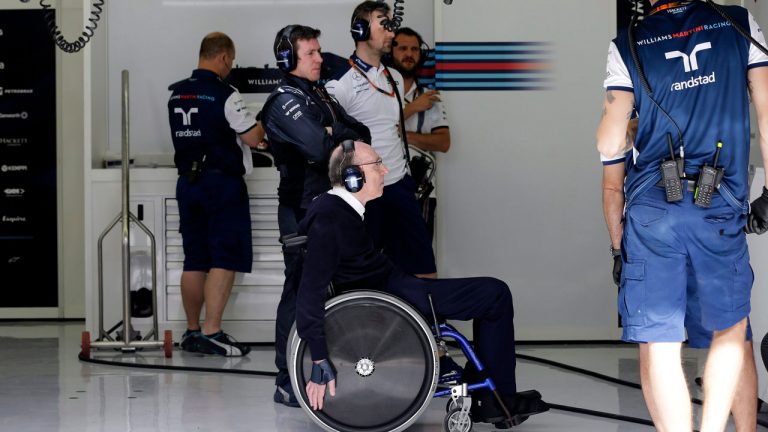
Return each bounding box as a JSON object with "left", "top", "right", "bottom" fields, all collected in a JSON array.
[
  {"left": 199, "top": 32, "right": 235, "bottom": 60},
  {"left": 329, "top": 141, "right": 362, "bottom": 186}
]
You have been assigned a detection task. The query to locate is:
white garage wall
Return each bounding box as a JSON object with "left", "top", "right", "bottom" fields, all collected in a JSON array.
[
  {"left": 100, "top": 0, "right": 433, "bottom": 160},
  {"left": 434, "top": 0, "right": 619, "bottom": 340}
]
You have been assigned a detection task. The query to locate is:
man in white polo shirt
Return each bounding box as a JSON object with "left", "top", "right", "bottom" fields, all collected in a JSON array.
[{"left": 325, "top": 1, "right": 437, "bottom": 278}]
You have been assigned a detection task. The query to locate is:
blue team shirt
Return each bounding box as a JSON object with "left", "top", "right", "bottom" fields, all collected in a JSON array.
[
  {"left": 168, "top": 69, "right": 256, "bottom": 176},
  {"left": 604, "top": 0, "right": 768, "bottom": 212}
]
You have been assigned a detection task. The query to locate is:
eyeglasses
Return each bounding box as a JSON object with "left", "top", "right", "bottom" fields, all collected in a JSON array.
[{"left": 356, "top": 158, "right": 383, "bottom": 168}]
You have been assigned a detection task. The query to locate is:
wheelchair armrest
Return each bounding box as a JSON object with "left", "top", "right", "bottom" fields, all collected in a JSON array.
[{"left": 281, "top": 235, "right": 308, "bottom": 248}]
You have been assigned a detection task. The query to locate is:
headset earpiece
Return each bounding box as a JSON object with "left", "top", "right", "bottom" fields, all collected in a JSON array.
[
  {"left": 350, "top": 17, "right": 370, "bottom": 42},
  {"left": 339, "top": 140, "right": 365, "bottom": 192},
  {"left": 418, "top": 41, "right": 430, "bottom": 69},
  {"left": 275, "top": 25, "right": 297, "bottom": 72},
  {"left": 343, "top": 166, "right": 366, "bottom": 193}
]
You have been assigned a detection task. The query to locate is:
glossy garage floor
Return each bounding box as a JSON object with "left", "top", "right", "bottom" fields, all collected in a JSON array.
[{"left": 0, "top": 322, "right": 760, "bottom": 432}]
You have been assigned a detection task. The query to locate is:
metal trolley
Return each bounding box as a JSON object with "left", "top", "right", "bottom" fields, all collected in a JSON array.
[{"left": 80, "top": 70, "right": 172, "bottom": 359}]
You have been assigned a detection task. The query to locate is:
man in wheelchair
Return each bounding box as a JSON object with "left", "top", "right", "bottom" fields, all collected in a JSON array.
[{"left": 291, "top": 140, "right": 548, "bottom": 428}]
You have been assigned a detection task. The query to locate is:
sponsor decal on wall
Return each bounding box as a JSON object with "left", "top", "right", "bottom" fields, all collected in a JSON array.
[
  {"left": 0, "top": 9, "right": 57, "bottom": 308},
  {"left": 434, "top": 42, "right": 554, "bottom": 91}
]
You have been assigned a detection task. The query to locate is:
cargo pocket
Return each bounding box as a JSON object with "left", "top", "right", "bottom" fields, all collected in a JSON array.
[
  {"left": 628, "top": 203, "right": 668, "bottom": 228},
  {"left": 704, "top": 212, "right": 736, "bottom": 224},
  {"left": 620, "top": 260, "right": 646, "bottom": 326},
  {"left": 731, "top": 254, "right": 753, "bottom": 311}
]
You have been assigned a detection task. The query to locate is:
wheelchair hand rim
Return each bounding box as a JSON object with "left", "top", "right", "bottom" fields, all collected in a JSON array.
[{"left": 288, "top": 290, "right": 439, "bottom": 432}]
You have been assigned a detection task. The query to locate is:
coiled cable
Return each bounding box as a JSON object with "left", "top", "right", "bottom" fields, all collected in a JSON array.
[
  {"left": 39, "top": 0, "right": 104, "bottom": 53},
  {"left": 382, "top": 0, "right": 405, "bottom": 32}
]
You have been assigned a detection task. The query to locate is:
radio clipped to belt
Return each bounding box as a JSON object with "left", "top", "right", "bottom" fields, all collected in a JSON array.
[
  {"left": 658, "top": 134, "right": 725, "bottom": 208},
  {"left": 660, "top": 133, "right": 685, "bottom": 202},
  {"left": 188, "top": 158, "right": 203, "bottom": 184},
  {"left": 693, "top": 141, "right": 725, "bottom": 208}
]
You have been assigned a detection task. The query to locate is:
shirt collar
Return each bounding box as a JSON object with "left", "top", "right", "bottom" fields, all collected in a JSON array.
[
  {"left": 650, "top": 0, "right": 688, "bottom": 11},
  {"left": 285, "top": 73, "right": 316, "bottom": 91},
  {"left": 192, "top": 69, "right": 221, "bottom": 80},
  {"left": 328, "top": 186, "right": 366, "bottom": 219},
  {"left": 350, "top": 53, "right": 374, "bottom": 73}
]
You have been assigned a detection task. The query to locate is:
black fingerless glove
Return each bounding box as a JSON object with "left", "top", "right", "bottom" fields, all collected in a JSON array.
[
  {"left": 745, "top": 187, "right": 768, "bottom": 235},
  {"left": 612, "top": 255, "right": 622, "bottom": 287},
  {"left": 310, "top": 359, "right": 336, "bottom": 385}
]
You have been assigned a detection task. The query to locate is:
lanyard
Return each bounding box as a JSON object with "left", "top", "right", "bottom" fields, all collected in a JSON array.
[
  {"left": 405, "top": 86, "right": 427, "bottom": 133},
  {"left": 348, "top": 59, "right": 396, "bottom": 98},
  {"left": 313, "top": 87, "right": 338, "bottom": 123},
  {"left": 649, "top": 1, "right": 691, "bottom": 16}
]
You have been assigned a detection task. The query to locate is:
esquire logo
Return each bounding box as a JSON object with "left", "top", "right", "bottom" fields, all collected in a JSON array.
[
  {"left": 1, "top": 215, "right": 26, "bottom": 223},
  {"left": 666, "top": 42, "right": 716, "bottom": 91}
]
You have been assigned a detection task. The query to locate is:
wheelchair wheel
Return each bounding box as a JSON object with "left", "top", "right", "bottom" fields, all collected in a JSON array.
[
  {"left": 444, "top": 407, "right": 473, "bottom": 432},
  {"left": 289, "top": 291, "right": 439, "bottom": 432}
]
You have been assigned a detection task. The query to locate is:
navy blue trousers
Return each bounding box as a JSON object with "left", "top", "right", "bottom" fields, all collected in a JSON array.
[
  {"left": 274, "top": 204, "right": 305, "bottom": 387},
  {"left": 385, "top": 269, "right": 517, "bottom": 395}
]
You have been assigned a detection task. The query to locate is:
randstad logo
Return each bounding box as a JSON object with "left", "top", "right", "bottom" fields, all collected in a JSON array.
[
  {"left": 671, "top": 72, "right": 716, "bottom": 92},
  {"left": 1, "top": 164, "right": 28, "bottom": 172},
  {"left": 667, "top": 42, "right": 716, "bottom": 91},
  {"left": 174, "top": 129, "right": 202, "bottom": 138}
]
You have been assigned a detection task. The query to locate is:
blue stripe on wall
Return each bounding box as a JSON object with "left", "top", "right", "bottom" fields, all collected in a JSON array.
[{"left": 435, "top": 41, "right": 554, "bottom": 91}]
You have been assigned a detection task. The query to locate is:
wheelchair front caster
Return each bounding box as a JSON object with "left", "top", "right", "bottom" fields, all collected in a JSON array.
[
  {"left": 445, "top": 394, "right": 470, "bottom": 413},
  {"left": 444, "top": 407, "right": 473, "bottom": 432}
]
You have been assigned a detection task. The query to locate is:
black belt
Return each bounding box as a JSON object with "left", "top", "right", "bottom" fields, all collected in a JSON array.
[
  {"left": 655, "top": 177, "right": 702, "bottom": 193},
  {"left": 179, "top": 168, "right": 228, "bottom": 176}
]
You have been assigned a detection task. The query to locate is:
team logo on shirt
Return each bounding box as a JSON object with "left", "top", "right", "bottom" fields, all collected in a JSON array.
[
  {"left": 174, "top": 107, "right": 198, "bottom": 126},
  {"left": 666, "top": 42, "right": 716, "bottom": 92},
  {"left": 173, "top": 107, "right": 202, "bottom": 137},
  {"left": 665, "top": 42, "right": 711, "bottom": 72}
]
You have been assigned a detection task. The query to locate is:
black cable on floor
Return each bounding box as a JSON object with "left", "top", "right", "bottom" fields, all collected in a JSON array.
[
  {"left": 548, "top": 403, "right": 653, "bottom": 427},
  {"left": 77, "top": 346, "right": 768, "bottom": 429},
  {"left": 78, "top": 353, "right": 278, "bottom": 377},
  {"left": 518, "top": 353, "right": 768, "bottom": 429}
]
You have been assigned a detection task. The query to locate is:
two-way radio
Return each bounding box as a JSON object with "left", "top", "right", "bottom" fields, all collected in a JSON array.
[
  {"left": 694, "top": 141, "right": 725, "bottom": 208},
  {"left": 660, "top": 133, "right": 685, "bottom": 202}
]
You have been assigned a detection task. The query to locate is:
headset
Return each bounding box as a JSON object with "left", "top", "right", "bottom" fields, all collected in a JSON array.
[
  {"left": 350, "top": 15, "right": 372, "bottom": 42},
  {"left": 350, "top": 0, "right": 404, "bottom": 41},
  {"left": 339, "top": 140, "right": 366, "bottom": 193},
  {"left": 275, "top": 25, "right": 298, "bottom": 72}
]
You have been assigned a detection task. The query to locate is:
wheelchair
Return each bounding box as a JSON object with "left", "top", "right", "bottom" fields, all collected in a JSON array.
[{"left": 287, "top": 290, "right": 522, "bottom": 432}]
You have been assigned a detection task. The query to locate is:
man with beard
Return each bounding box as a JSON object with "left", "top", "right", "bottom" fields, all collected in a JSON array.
[
  {"left": 391, "top": 27, "right": 450, "bottom": 153},
  {"left": 390, "top": 27, "right": 451, "bottom": 240}
]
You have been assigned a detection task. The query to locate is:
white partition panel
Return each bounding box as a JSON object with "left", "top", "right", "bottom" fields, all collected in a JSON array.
[{"left": 434, "top": 0, "right": 620, "bottom": 340}]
